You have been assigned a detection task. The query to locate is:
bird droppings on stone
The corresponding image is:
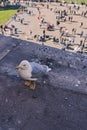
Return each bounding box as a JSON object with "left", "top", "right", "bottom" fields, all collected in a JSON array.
[
  {"left": 77, "top": 80, "right": 81, "bottom": 84},
  {"left": 68, "top": 104, "right": 72, "bottom": 107},
  {"left": 17, "top": 120, "right": 21, "bottom": 124},
  {"left": 5, "top": 98, "right": 8, "bottom": 103},
  {"left": 64, "top": 97, "right": 68, "bottom": 100},
  {"left": 75, "top": 84, "right": 79, "bottom": 87}
]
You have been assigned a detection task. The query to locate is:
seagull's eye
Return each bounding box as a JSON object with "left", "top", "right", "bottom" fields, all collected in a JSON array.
[{"left": 23, "top": 64, "right": 26, "bottom": 66}]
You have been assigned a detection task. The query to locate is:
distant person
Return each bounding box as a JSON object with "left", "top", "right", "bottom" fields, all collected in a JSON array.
[
  {"left": 56, "top": 20, "right": 60, "bottom": 26},
  {"left": 80, "top": 22, "right": 83, "bottom": 28},
  {"left": 80, "top": 31, "right": 83, "bottom": 37}
]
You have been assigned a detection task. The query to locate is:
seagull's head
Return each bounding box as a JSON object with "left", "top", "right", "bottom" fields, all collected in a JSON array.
[{"left": 16, "top": 60, "right": 30, "bottom": 70}]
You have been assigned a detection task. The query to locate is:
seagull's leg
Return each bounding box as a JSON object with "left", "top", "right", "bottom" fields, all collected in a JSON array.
[
  {"left": 24, "top": 80, "right": 31, "bottom": 86},
  {"left": 29, "top": 81, "right": 36, "bottom": 90}
]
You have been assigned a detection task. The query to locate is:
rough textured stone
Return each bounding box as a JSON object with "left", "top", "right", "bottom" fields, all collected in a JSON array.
[{"left": 0, "top": 35, "right": 87, "bottom": 130}]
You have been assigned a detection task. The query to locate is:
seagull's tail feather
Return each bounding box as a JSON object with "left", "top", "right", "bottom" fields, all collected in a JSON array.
[{"left": 40, "top": 65, "right": 52, "bottom": 73}]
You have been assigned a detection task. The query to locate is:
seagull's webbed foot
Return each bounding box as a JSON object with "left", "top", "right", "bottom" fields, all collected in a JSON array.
[
  {"left": 29, "top": 81, "right": 36, "bottom": 90},
  {"left": 24, "top": 80, "right": 31, "bottom": 86},
  {"left": 24, "top": 80, "right": 36, "bottom": 90}
]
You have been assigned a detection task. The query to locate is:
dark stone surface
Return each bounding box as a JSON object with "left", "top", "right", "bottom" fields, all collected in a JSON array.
[
  {"left": 0, "top": 35, "right": 87, "bottom": 130},
  {"left": 0, "top": 75, "right": 87, "bottom": 130},
  {"left": 0, "top": 35, "right": 21, "bottom": 60},
  {"left": 0, "top": 35, "right": 87, "bottom": 94}
]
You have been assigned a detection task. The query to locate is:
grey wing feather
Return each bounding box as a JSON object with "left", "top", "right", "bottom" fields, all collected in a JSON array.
[{"left": 30, "top": 62, "right": 51, "bottom": 78}]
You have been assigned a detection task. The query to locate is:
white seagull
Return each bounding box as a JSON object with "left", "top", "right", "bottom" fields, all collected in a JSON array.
[{"left": 16, "top": 60, "right": 51, "bottom": 90}]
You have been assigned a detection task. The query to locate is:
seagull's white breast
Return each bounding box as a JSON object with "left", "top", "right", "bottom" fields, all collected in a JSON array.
[{"left": 19, "top": 68, "right": 32, "bottom": 80}]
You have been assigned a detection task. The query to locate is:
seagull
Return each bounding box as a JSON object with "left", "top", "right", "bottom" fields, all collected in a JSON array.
[{"left": 16, "top": 60, "right": 51, "bottom": 90}]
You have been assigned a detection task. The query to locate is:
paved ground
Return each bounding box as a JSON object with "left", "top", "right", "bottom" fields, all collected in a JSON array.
[
  {"left": 4, "top": 2, "right": 87, "bottom": 52},
  {"left": 0, "top": 34, "right": 87, "bottom": 130}
]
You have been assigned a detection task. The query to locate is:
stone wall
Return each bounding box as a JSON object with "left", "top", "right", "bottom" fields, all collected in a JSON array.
[
  {"left": 24, "top": 42, "right": 87, "bottom": 70},
  {"left": 0, "top": 34, "right": 87, "bottom": 71}
]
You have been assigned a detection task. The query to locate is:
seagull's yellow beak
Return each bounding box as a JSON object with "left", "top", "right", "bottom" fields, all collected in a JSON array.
[{"left": 15, "top": 66, "right": 23, "bottom": 69}]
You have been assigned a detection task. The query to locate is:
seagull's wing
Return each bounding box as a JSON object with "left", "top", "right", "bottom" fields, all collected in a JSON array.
[{"left": 30, "top": 62, "right": 51, "bottom": 78}]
